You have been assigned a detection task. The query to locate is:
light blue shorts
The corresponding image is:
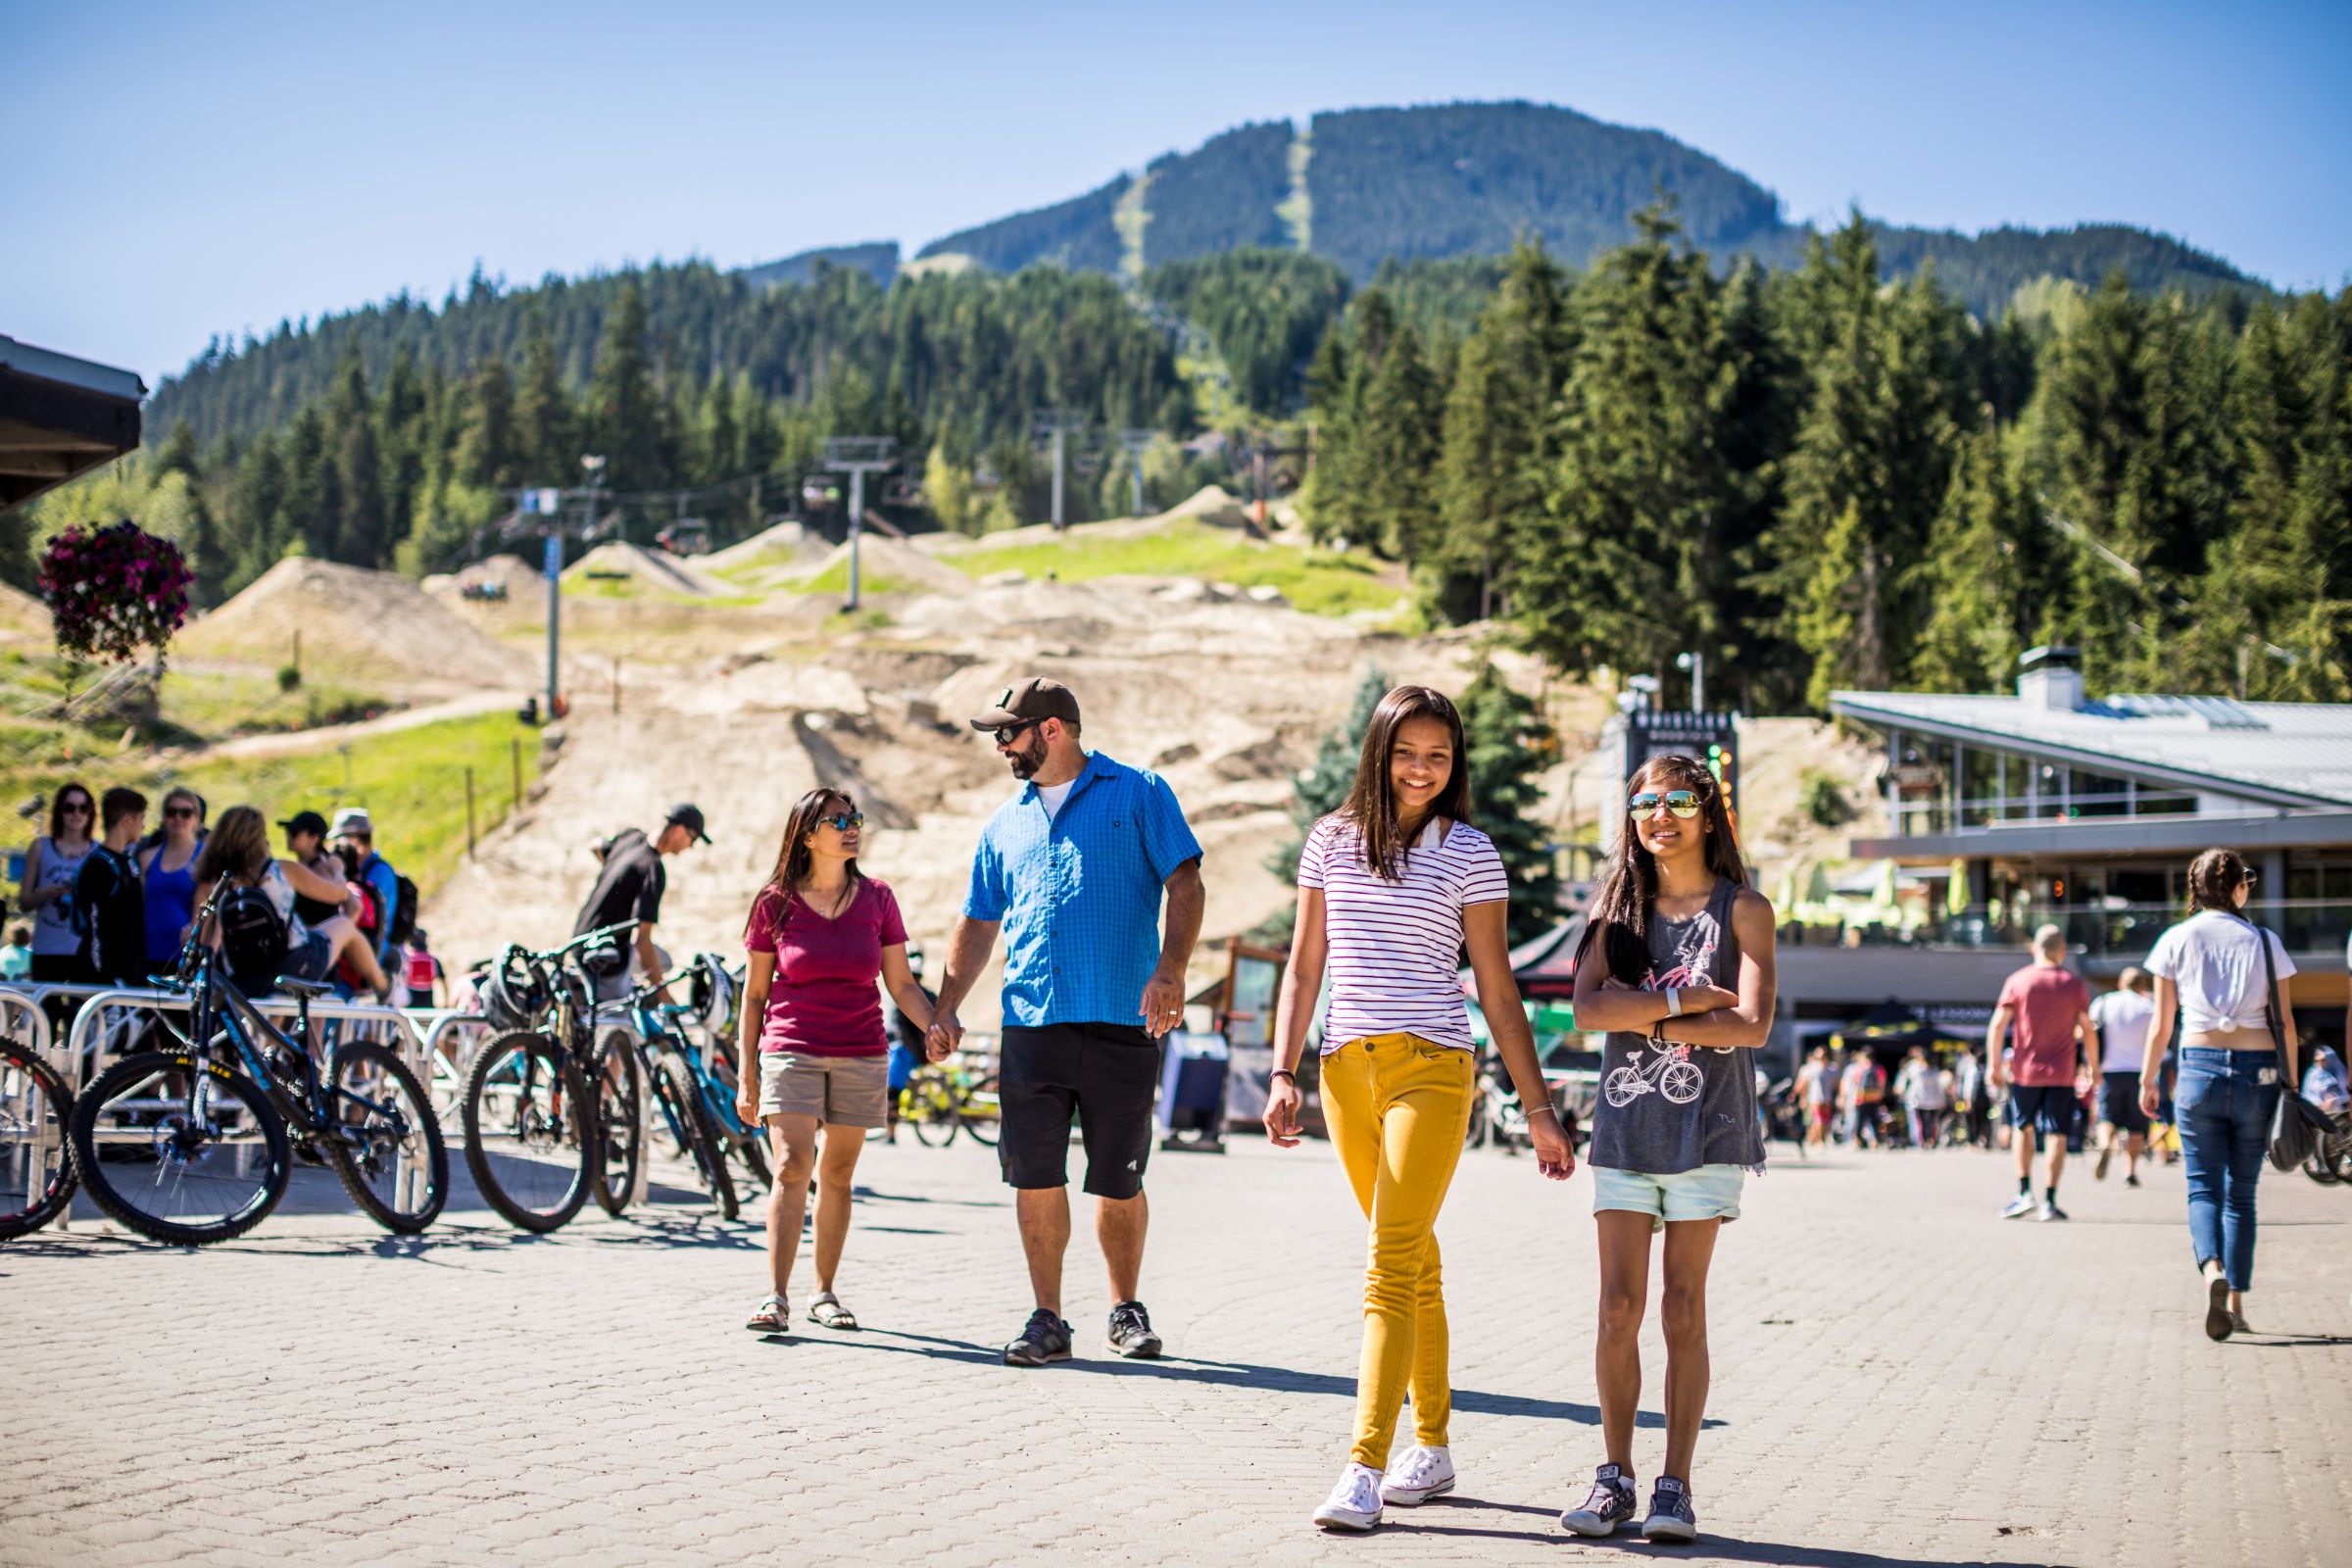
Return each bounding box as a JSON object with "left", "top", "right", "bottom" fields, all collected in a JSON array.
[{"left": 1592, "top": 1163, "right": 1745, "bottom": 1232}]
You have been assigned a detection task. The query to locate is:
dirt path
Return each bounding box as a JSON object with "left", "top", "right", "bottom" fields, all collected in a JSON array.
[{"left": 198, "top": 689, "right": 520, "bottom": 760}]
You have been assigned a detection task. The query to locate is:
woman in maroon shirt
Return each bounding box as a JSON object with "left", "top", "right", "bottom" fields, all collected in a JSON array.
[{"left": 738, "top": 788, "right": 937, "bottom": 1335}]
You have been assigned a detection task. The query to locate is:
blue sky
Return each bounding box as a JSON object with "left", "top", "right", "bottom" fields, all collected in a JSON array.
[{"left": 7, "top": 0, "right": 2348, "bottom": 385}]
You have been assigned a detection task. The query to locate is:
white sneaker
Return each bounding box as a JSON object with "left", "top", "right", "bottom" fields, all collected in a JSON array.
[
  {"left": 2000, "top": 1193, "right": 2036, "bottom": 1219},
  {"left": 1380, "top": 1445, "right": 1455, "bottom": 1505},
  {"left": 1312, "top": 1462, "right": 1385, "bottom": 1532}
]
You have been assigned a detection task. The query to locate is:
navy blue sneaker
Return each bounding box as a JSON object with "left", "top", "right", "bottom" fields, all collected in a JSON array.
[
  {"left": 1003, "top": 1308, "right": 1073, "bottom": 1366},
  {"left": 1642, "top": 1476, "right": 1697, "bottom": 1543},
  {"left": 1560, "top": 1463, "right": 1639, "bottom": 1537}
]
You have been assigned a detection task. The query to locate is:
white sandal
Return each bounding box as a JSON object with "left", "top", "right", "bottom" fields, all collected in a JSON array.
[{"left": 746, "top": 1293, "right": 788, "bottom": 1333}]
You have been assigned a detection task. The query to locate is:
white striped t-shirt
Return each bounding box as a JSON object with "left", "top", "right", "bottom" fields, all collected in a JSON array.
[{"left": 1298, "top": 815, "right": 1509, "bottom": 1054}]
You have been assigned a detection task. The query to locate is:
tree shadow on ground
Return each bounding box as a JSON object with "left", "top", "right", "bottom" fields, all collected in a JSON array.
[{"left": 776, "top": 1328, "right": 1721, "bottom": 1429}]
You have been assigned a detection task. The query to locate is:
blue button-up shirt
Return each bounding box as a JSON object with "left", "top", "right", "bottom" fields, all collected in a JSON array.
[{"left": 963, "top": 751, "right": 1202, "bottom": 1029}]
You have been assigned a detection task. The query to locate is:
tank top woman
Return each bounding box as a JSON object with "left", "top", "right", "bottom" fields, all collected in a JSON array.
[
  {"left": 1589, "top": 876, "right": 1766, "bottom": 1174},
  {"left": 142, "top": 844, "right": 199, "bottom": 968},
  {"left": 27, "top": 835, "right": 91, "bottom": 957}
]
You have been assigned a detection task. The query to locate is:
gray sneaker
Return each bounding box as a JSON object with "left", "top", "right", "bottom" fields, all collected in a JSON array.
[
  {"left": 2035, "top": 1200, "right": 2070, "bottom": 1222},
  {"left": 1560, "top": 1464, "right": 1638, "bottom": 1537},
  {"left": 1003, "top": 1309, "right": 1072, "bottom": 1367},
  {"left": 2001, "top": 1193, "right": 2036, "bottom": 1219},
  {"left": 1106, "top": 1299, "right": 1162, "bottom": 1359},
  {"left": 1642, "top": 1476, "right": 1697, "bottom": 1543}
]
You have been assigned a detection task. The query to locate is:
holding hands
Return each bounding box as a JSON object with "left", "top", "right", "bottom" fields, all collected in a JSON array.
[{"left": 925, "top": 1011, "right": 962, "bottom": 1062}]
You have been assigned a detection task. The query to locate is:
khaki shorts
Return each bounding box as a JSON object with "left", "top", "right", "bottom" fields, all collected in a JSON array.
[{"left": 758, "top": 1051, "right": 889, "bottom": 1128}]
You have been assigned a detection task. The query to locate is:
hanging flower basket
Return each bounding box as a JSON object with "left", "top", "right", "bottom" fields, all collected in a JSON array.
[{"left": 36, "top": 519, "right": 193, "bottom": 667}]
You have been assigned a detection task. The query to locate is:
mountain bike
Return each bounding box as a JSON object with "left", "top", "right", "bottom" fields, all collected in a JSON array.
[
  {"left": 458, "top": 921, "right": 634, "bottom": 1233},
  {"left": 894, "top": 1054, "right": 1000, "bottom": 1149},
  {"left": 0, "top": 1035, "right": 75, "bottom": 1241},
  {"left": 616, "top": 956, "right": 771, "bottom": 1219},
  {"left": 67, "top": 886, "right": 447, "bottom": 1245}
]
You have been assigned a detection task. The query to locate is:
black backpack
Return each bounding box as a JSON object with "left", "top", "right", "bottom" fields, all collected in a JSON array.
[
  {"left": 385, "top": 871, "right": 419, "bottom": 948},
  {"left": 219, "top": 881, "right": 290, "bottom": 994}
]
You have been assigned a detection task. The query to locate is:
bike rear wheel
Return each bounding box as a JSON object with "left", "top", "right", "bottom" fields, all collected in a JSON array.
[
  {"left": 461, "top": 1031, "right": 592, "bottom": 1233},
  {"left": 655, "top": 1050, "right": 736, "bottom": 1220},
  {"left": 905, "top": 1070, "right": 958, "bottom": 1148},
  {"left": 590, "top": 1030, "right": 645, "bottom": 1215},
  {"left": 68, "top": 1052, "right": 289, "bottom": 1246},
  {"left": 322, "top": 1041, "right": 449, "bottom": 1234},
  {"left": 0, "top": 1039, "right": 75, "bottom": 1240},
  {"left": 958, "top": 1069, "right": 1002, "bottom": 1147}
]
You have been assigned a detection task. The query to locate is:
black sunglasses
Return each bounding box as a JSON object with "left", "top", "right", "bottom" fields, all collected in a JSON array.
[
  {"left": 59, "top": 800, "right": 91, "bottom": 814},
  {"left": 165, "top": 806, "right": 198, "bottom": 819},
  {"left": 818, "top": 811, "right": 865, "bottom": 833},
  {"left": 992, "top": 719, "right": 1041, "bottom": 747}
]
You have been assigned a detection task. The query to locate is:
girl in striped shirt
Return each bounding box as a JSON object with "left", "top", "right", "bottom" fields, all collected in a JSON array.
[{"left": 1265, "top": 682, "right": 1572, "bottom": 1534}]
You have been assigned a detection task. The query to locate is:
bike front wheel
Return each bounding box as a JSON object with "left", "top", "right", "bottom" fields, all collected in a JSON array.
[
  {"left": 0, "top": 1039, "right": 76, "bottom": 1241},
  {"left": 589, "top": 1031, "right": 645, "bottom": 1216},
  {"left": 654, "top": 1050, "right": 736, "bottom": 1221},
  {"left": 905, "top": 1072, "right": 958, "bottom": 1148},
  {"left": 68, "top": 1052, "right": 289, "bottom": 1246},
  {"left": 322, "top": 1041, "right": 449, "bottom": 1235},
  {"left": 462, "top": 1031, "right": 592, "bottom": 1233},
  {"left": 957, "top": 1070, "right": 1002, "bottom": 1148}
]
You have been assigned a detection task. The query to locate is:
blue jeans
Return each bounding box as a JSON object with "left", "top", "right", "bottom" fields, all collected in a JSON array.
[{"left": 2175, "top": 1048, "right": 2281, "bottom": 1292}]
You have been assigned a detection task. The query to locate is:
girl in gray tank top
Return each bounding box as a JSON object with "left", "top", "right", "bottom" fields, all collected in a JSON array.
[{"left": 1560, "top": 755, "right": 1777, "bottom": 1548}]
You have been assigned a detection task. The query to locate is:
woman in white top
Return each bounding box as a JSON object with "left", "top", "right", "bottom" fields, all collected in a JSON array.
[
  {"left": 20, "top": 781, "right": 97, "bottom": 983},
  {"left": 2088, "top": 966, "right": 2157, "bottom": 1186},
  {"left": 1263, "top": 684, "right": 1571, "bottom": 1535},
  {"left": 2139, "top": 849, "right": 2299, "bottom": 1340},
  {"left": 189, "top": 807, "right": 389, "bottom": 1001}
]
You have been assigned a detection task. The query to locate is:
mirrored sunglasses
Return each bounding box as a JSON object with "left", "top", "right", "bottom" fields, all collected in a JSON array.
[
  {"left": 820, "top": 812, "right": 865, "bottom": 833},
  {"left": 1630, "top": 789, "right": 1703, "bottom": 820}
]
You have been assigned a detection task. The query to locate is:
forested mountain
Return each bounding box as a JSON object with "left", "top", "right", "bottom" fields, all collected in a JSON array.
[
  {"left": 736, "top": 242, "right": 900, "bottom": 291},
  {"left": 915, "top": 100, "right": 2259, "bottom": 318}
]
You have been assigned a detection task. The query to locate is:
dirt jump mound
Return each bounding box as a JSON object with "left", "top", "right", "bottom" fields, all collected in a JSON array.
[{"left": 183, "top": 558, "right": 535, "bottom": 689}]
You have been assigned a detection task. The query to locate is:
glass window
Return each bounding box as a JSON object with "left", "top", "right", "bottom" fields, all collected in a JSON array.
[{"left": 2072, "top": 771, "right": 2129, "bottom": 818}]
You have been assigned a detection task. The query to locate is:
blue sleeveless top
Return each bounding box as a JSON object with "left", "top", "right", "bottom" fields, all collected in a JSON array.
[{"left": 142, "top": 845, "right": 199, "bottom": 966}]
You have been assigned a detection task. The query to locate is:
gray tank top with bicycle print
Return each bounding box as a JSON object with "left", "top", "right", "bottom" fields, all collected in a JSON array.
[{"left": 1590, "top": 876, "right": 1766, "bottom": 1175}]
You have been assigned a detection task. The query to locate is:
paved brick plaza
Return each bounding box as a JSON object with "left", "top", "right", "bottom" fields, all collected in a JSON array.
[{"left": 5, "top": 1135, "right": 2348, "bottom": 1567}]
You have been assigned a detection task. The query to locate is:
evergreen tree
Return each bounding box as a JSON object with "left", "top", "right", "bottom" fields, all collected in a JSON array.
[
  {"left": 1269, "top": 665, "right": 1391, "bottom": 884},
  {"left": 152, "top": 420, "right": 229, "bottom": 606},
  {"left": 1518, "top": 203, "right": 1729, "bottom": 685},
  {"left": 1355, "top": 321, "right": 1444, "bottom": 566},
  {"left": 1459, "top": 659, "right": 1563, "bottom": 945},
  {"left": 514, "top": 315, "right": 576, "bottom": 486},
  {"left": 455, "top": 358, "right": 516, "bottom": 490},
  {"left": 1909, "top": 427, "right": 2043, "bottom": 692},
  {"left": 1434, "top": 240, "right": 1573, "bottom": 620},
  {"left": 587, "top": 283, "right": 662, "bottom": 491}
]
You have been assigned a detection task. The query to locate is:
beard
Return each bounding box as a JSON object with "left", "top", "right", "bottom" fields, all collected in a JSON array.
[{"left": 1007, "top": 732, "right": 1048, "bottom": 780}]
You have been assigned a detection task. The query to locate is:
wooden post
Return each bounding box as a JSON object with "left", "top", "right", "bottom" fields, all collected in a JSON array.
[
  {"left": 612, "top": 655, "right": 621, "bottom": 715},
  {"left": 291, "top": 628, "right": 301, "bottom": 675},
  {"left": 512, "top": 734, "right": 522, "bottom": 811},
  {"left": 466, "top": 767, "right": 476, "bottom": 858}
]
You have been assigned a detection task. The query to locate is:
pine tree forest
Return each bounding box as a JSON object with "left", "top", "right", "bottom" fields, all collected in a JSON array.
[{"left": 24, "top": 209, "right": 2351, "bottom": 711}]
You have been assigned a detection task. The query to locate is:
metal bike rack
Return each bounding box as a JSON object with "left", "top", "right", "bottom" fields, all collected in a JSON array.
[{"left": 0, "top": 984, "right": 60, "bottom": 1234}]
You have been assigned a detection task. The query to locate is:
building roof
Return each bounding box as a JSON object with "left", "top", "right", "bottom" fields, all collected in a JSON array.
[
  {"left": 1830, "top": 689, "right": 2352, "bottom": 809},
  {"left": 0, "top": 334, "right": 146, "bottom": 513}
]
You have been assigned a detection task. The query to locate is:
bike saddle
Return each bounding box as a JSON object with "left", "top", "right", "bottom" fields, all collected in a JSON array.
[{"left": 276, "top": 978, "right": 336, "bottom": 1000}]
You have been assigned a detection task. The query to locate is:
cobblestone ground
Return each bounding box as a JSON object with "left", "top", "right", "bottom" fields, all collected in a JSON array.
[{"left": 5, "top": 1131, "right": 2348, "bottom": 1567}]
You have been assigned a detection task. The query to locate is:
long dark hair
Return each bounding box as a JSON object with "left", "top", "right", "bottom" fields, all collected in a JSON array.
[
  {"left": 1333, "top": 684, "right": 1471, "bottom": 881},
  {"left": 47, "top": 780, "right": 94, "bottom": 845},
  {"left": 192, "top": 806, "right": 272, "bottom": 890},
  {"left": 759, "top": 788, "right": 865, "bottom": 920},
  {"left": 1577, "top": 754, "right": 1748, "bottom": 983}
]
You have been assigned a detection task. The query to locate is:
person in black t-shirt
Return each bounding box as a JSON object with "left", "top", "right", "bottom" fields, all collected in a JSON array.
[
  {"left": 574, "top": 804, "right": 710, "bottom": 1000},
  {"left": 74, "top": 788, "right": 150, "bottom": 986}
]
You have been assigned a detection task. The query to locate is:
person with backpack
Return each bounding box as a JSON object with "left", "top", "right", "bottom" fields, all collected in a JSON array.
[
  {"left": 191, "top": 807, "right": 391, "bottom": 1001},
  {"left": 73, "top": 788, "right": 149, "bottom": 987},
  {"left": 2139, "top": 849, "right": 2300, "bottom": 1340},
  {"left": 573, "top": 806, "right": 709, "bottom": 1003},
  {"left": 327, "top": 808, "right": 413, "bottom": 1004}
]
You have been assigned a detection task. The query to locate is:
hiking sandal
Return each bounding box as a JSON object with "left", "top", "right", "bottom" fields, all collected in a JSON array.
[
  {"left": 808, "top": 1292, "right": 858, "bottom": 1330},
  {"left": 746, "top": 1293, "right": 788, "bottom": 1333}
]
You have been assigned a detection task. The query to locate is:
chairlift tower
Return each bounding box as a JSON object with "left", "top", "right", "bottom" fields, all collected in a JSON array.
[
  {"left": 822, "top": 437, "right": 898, "bottom": 612},
  {"left": 1035, "top": 410, "right": 1086, "bottom": 531},
  {"left": 1118, "top": 427, "right": 1156, "bottom": 517}
]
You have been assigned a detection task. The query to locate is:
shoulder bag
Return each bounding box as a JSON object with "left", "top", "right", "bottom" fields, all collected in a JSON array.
[{"left": 2248, "top": 919, "right": 2330, "bottom": 1172}]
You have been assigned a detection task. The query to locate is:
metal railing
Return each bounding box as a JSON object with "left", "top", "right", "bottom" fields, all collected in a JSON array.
[{"left": 1780, "top": 900, "right": 2352, "bottom": 958}]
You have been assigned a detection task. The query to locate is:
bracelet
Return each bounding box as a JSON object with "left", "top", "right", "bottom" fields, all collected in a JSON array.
[
  {"left": 1666, "top": 987, "right": 1684, "bottom": 1018},
  {"left": 1649, "top": 1017, "right": 1668, "bottom": 1044},
  {"left": 1526, "top": 1103, "right": 1560, "bottom": 1122},
  {"left": 1269, "top": 1068, "right": 1297, "bottom": 1084}
]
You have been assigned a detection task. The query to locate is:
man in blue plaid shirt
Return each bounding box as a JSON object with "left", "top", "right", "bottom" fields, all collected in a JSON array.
[{"left": 931, "top": 676, "right": 1205, "bottom": 1367}]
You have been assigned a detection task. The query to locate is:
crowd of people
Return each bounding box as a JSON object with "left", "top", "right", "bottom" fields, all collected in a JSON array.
[{"left": 13, "top": 782, "right": 432, "bottom": 1009}]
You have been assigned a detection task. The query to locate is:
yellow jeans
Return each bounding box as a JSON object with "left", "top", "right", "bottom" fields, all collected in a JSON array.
[{"left": 1319, "top": 1031, "right": 1476, "bottom": 1468}]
